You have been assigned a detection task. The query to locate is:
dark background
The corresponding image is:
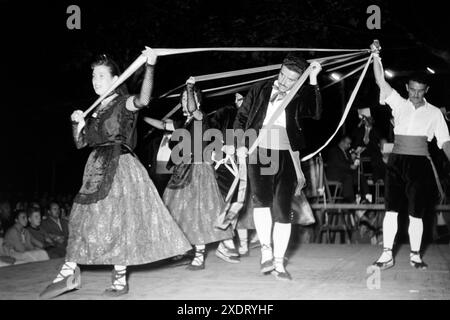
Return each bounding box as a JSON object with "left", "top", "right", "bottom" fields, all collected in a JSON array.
[{"left": 1, "top": 0, "right": 449, "bottom": 198}]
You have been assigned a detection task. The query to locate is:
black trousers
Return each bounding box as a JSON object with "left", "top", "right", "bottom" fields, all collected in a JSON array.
[
  {"left": 385, "top": 154, "right": 437, "bottom": 218},
  {"left": 248, "top": 148, "right": 296, "bottom": 223}
]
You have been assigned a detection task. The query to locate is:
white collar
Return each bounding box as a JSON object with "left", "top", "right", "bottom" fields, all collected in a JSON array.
[{"left": 407, "top": 97, "right": 428, "bottom": 110}]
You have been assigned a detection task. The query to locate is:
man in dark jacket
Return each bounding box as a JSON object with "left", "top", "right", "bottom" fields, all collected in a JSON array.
[
  {"left": 326, "top": 135, "right": 370, "bottom": 202},
  {"left": 41, "top": 202, "right": 69, "bottom": 248},
  {"left": 229, "top": 54, "right": 322, "bottom": 280}
]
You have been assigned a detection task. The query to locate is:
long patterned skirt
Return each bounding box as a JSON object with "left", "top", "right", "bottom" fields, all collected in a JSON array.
[
  {"left": 163, "top": 163, "right": 234, "bottom": 245},
  {"left": 66, "top": 154, "right": 192, "bottom": 266}
]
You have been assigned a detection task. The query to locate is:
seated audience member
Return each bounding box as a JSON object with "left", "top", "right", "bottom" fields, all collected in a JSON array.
[
  {"left": 27, "top": 208, "right": 66, "bottom": 258},
  {"left": 2, "top": 210, "right": 49, "bottom": 263},
  {"left": 41, "top": 202, "right": 69, "bottom": 246},
  {"left": 29, "top": 201, "right": 42, "bottom": 214},
  {"left": 0, "top": 237, "right": 16, "bottom": 266},
  {"left": 351, "top": 112, "right": 386, "bottom": 182},
  {"left": 325, "top": 135, "right": 370, "bottom": 202},
  {"left": 14, "top": 201, "right": 28, "bottom": 212},
  {"left": 0, "top": 200, "right": 13, "bottom": 237}
]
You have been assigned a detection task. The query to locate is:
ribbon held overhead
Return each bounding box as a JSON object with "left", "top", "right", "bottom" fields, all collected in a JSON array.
[
  {"left": 301, "top": 54, "right": 374, "bottom": 162},
  {"left": 153, "top": 47, "right": 367, "bottom": 56},
  {"left": 81, "top": 46, "right": 367, "bottom": 116}
]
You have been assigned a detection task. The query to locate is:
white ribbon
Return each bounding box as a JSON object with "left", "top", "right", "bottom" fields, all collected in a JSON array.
[
  {"left": 194, "top": 64, "right": 281, "bottom": 82},
  {"left": 165, "top": 74, "right": 277, "bottom": 98},
  {"left": 321, "top": 51, "right": 368, "bottom": 67},
  {"left": 301, "top": 54, "right": 374, "bottom": 161},
  {"left": 153, "top": 47, "right": 367, "bottom": 57},
  {"left": 82, "top": 48, "right": 367, "bottom": 116},
  {"left": 326, "top": 56, "right": 372, "bottom": 72},
  {"left": 321, "top": 62, "right": 367, "bottom": 90}
]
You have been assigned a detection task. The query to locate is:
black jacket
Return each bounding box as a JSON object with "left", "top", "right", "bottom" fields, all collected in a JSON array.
[
  {"left": 233, "top": 80, "right": 322, "bottom": 151},
  {"left": 326, "top": 145, "right": 354, "bottom": 179}
]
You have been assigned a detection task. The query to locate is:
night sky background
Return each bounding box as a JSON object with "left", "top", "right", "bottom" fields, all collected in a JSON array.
[{"left": 1, "top": 0, "right": 450, "bottom": 199}]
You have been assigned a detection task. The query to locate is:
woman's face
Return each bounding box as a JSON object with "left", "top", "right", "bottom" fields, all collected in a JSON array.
[
  {"left": 92, "top": 65, "right": 118, "bottom": 96},
  {"left": 28, "top": 211, "right": 41, "bottom": 228}
]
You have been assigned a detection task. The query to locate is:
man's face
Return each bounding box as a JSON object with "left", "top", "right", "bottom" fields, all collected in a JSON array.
[
  {"left": 341, "top": 138, "right": 352, "bottom": 151},
  {"left": 277, "top": 66, "right": 301, "bottom": 92},
  {"left": 406, "top": 81, "right": 428, "bottom": 106},
  {"left": 49, "top": 203, "right": 60, "bottom": 219},
  {"left": 28, "top": 211, "right": 41, "bottom": 227}
]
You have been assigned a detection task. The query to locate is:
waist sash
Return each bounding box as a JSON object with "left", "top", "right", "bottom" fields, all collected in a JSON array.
[
  {"left": 392, "top": 135, "right": 445, "bottom": 203},
  {"left": 392, "top": 135, "right": 429, "bottom": 156}
]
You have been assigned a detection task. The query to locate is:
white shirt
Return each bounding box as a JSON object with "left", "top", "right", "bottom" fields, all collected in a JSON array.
[
  {"left": 385, "top": 89, "right": 450, "bottom": 149},
  {"left": 262, "top": 80, "right": 289, "bottom": 127},
  {"left": 50, "top": 217, "right": 62, "bottom": 232},
  {"left": 259, "top": 81, "right": 291, "bottom": 150}
]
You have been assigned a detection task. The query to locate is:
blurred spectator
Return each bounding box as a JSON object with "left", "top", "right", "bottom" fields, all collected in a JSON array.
[
  {"left": 0, "top": 200, "right": 13, "bottom": 237},
  {"left": 61, "top": 194, "right": 73, "bottom": 220},
  {"left": 351, "top": 113, "right": 386, "bottom": 182},
  {"left": 27, "top": 208, "right": 66, "bottom": 258},
  {"left": 39, "top": 193, "right": 50, "bottom": 219},
  {"left": 326, "top": 135, "right": 370, "bottom": 202},
  {"left": 41, "top": 202, "right": 69, "bottom": 246},
  {"left": 14, "top": 201, "right": 28, "bottom": 212},
  {"left": 2, "top": 210, "right": 49, "bottom": 263},
  {"left": 29, "top": 201, "right": 41, "bottom": 211}
]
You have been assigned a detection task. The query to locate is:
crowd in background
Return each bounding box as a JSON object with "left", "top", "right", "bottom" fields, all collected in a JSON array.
[{"left": 0, "top": 194, "right": 72, "bottom": 266}]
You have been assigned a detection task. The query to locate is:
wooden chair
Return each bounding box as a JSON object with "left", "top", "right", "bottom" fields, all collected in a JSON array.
[
  {"left": 316, "top": 174, "right": 354, "bottom": 243},
  {"left": 375, "top": 180, "right": 385, "bottom": 204}
]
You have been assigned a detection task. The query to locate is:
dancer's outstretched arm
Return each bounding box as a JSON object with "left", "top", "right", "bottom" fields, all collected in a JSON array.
[
  {"left": 143, "top": 117, "right": 175, "bottom": 131},
  {"left": 371, "top": 43, "right": 392, "bottom": 100},
  {"left": 127, "top": 47, "right": 158, "bottom": 111}
]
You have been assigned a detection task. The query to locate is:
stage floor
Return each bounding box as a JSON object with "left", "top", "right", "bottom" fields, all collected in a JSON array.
[{"left": 0, "top": 244, "right": 449, "bottom": 300}]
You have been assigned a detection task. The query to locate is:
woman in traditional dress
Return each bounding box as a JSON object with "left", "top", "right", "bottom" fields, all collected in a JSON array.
[
  {"left": 145, "top": 77, "right": 234, "bottom": 270},
  {"left": 40, "top": 48, "right": 192, "bottom": 299}
]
